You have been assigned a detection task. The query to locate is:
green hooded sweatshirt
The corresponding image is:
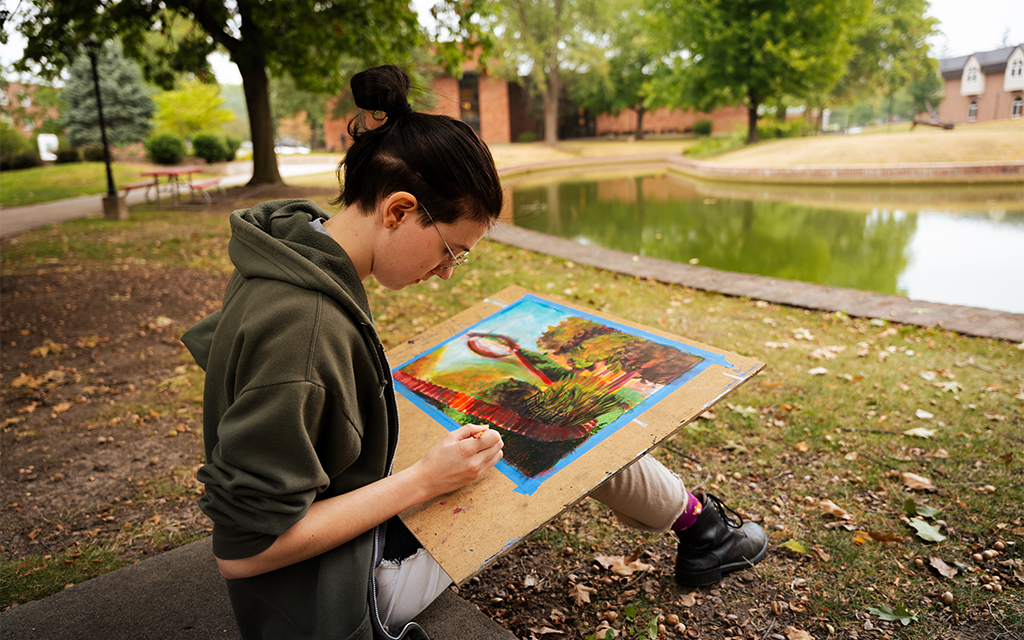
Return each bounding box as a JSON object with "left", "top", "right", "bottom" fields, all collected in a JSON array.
[{"left": 182, "top": 199, "right": 429, "bottom": 640}]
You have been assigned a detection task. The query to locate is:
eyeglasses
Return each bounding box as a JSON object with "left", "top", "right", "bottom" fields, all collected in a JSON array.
[{"left": 419, "top": 203, "right": 470, "bottom": 269}]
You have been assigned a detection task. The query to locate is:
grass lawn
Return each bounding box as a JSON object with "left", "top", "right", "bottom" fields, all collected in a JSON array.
[
  {"left": 0, "top": 161, "right": 221, "bottom": 208},
  {"left": 1, "top": 184, "right": 1021, "bottom": 637}
]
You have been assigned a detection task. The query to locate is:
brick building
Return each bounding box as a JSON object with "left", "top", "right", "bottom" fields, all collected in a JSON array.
[
  {"left": 323, "top": 61, "right": 511, "bottom": 151},
  {"left": 1, "top": 81, "right": 61, "bottom": 136},
  {"left": 937, "top": 44, "right": 1024, "bottom": 124},
  {"left": 322, "top": 64, "right": 749, "bottom": 148}
]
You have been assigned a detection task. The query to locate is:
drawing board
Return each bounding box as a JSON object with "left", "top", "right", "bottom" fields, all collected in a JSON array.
[{"left": 390, "top": 286, "right": 763, "bottom": 583}]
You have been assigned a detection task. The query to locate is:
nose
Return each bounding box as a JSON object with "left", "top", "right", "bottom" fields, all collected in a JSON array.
[{"left": 430, "top": 266, "right": 454, "bottom": 280}]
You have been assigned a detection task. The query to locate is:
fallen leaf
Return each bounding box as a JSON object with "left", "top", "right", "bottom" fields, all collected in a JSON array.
[
  {"left": 902, "top": 472, "right": 937, "bottom": 491},
  {"left": 908, "top": 518, "right": 945, "bottom": 542},
  {"left": 679, "top": 593, "right": 696, "bottom": 607},
  {"left": 919, "top": 371, "right": 938, "bottom": 381},
  {"left": 781, "top": 540, "right": 808, "bottom": 554},
  {"left": 929, "top": 556, "right": 958, "bottom": 578},
  {"left": 915, "top": 409, "right": 934, "bottom": 420},
  {"left": 808, "top": 367, "right": 829, "bottom": 376},
  {"left": 792, "top": 328, "right": 814, "bottom": 340},
  {"left": 933, "top": 381, "right": 963, "bottom": 393},
  {"left": 784, "top": 626, "right": 814, "bottom": 640},
  {"left": 726, "top": 403, "right": 759, "bottom": 416},
  {"left": 816, "top": 499, "right": 853, "bottom": 520},
  {"left": 867, "top": 604, "right": 918, "bottom": 626},
  {"left": 809, "top": 346, "right": 846, "bottom": 360},
  {"left": 527, "top": 626, "right": 563, "bottom": 635},
  {"left": 903, "top": 427, "right": 936, "bottom": 438},
  {"left": 51, "top": 402, "right": 73, "bottom": 415},
  {"left": 569, "top": 583, "right": 597, "bottom": 606},
  {"left": 794, "top": 441, "right": 810, "bottom": 453},
  {"left": 764, "top": 341, "right": 790, "bottom": 349}
]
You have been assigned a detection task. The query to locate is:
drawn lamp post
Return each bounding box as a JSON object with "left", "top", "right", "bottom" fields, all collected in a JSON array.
[{"left": 84, "top": 40, "right": 128, "bottom": 221}]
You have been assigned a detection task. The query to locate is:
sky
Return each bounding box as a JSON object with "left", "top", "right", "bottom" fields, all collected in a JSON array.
[{"left": 2, "top": 0, "right": 1022, "bottom": 85}]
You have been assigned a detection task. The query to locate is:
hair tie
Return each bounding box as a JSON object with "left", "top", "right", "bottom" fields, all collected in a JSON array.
[{"left": 392, "top": 102, "right": 413, "bottom": 117}]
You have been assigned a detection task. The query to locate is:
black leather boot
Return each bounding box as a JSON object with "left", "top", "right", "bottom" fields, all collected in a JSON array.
[{"left": 675, "top": 492, "right": 768, "bottom": 586}]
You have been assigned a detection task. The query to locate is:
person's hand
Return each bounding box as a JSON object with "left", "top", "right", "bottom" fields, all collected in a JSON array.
[{"left": 412, "top": 424, "right": 503, "bottom": 498}]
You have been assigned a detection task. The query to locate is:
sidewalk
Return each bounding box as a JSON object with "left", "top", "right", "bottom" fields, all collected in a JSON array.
[
  {"left": 0, "top": 536, "right": 516, "bottom": 640},
  {"left": 0, "top": 160, "right": 339, "bottom": 239}
]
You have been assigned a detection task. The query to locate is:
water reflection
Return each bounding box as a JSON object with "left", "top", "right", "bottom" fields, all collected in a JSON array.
[{"left": 509, "top": 171, "right": 1024, "bottom": 314}]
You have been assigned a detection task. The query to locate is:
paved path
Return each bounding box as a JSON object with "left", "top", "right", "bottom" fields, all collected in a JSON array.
[{"left": 0, "top": 536, "right": 515, "bottom": 640}]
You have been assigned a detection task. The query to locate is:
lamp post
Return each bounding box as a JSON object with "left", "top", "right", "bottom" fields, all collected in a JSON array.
[{"left": 83, "top": 40, "right": 127, "bottom": 220}]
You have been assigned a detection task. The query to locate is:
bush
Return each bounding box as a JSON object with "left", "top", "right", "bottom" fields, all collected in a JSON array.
[
  {"left": 145, "top": 133, "right": 186, "bottom": 165},
  {"left": 518, "top": 132, "right": 537, "bottom": 143},
  {"left": 0, "top": 121, "right": 42, "bottom": 170},
  {"left": 82, "top": 145, "right": 107, "bottom": 162},
  {"left": 55, "top": 148, "right": 81, "bottom": 164},
  {"left": 756, "top": 119, "right": 804, "bottom": 140},
  {"left": 192, "top": 133, "right": 227, "bottom": 164},
  {"left": 692, "top": 119, "right": 713, "bottom": 136},
  {"left": 223, "top": 136, "right": 242, "bottom": 162}
]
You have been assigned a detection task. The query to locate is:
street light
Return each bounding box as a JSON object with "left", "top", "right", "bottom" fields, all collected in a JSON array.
[{"left": 83, "top": 39, "right": 127, "bottom": 219}]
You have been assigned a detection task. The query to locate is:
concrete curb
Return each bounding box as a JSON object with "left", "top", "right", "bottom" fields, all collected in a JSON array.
[{"left": 0, "top": 537, "right": 516, "bottom": 640}]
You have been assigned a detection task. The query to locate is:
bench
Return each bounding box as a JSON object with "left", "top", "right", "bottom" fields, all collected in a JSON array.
[
  {"left": 120, "top": 179, "right": 156, "bottom": 200},
  {"left": 187, "top": 177, "right": 225, "bottom": 204}
]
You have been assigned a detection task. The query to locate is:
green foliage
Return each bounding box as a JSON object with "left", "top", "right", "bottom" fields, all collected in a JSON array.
[
  {"left": 0, "top": 120, "right": 41, "bottom": 170},
  {"left": 54, "top": 148, "right": 81, "bottom": 164},
  {"left": 867, "top": 604, "right": 919, "bottom": 626},
  {"left": 82, "top": 146, "right": 106, "bottom": 162},
  {"left": 682, "top": 133, "right": 745, "bottom": 157},
  {"left": 223, "top": 136, "right": 242, "bottom": 162},
  {"left": 191, "top": 133, "right": 227, "bottom": 164},
  {"left": 518, "top": 132, "right": 538, "bottom": 143},
  {"left": 649, "top": 0, "right": 870, "bottom": 143},
  {"left": 153, "top": 80, "right": 234, "bottom": 138},
  {"left": 756, "top": 119, "right": 804, "bottom": 140},
  {"left": 831, "top": 0, "right": 939, "bottom": 105},
  {"left": 60, "top": 43, "right": 154, "bottom": 147},
  {"left": 483, "top": 0, "right": 618, "bottom": 142},
  {"left": 145, "top": 133, "right": 185, "bottom": 165},
  {"left": 692, "top": 119, "right": 713, "bottom": 136}
]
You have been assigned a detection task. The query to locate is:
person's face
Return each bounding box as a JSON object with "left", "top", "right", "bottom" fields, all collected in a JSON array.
[{"left": 373, "top": 207, "right": 488, "bottom": 291}]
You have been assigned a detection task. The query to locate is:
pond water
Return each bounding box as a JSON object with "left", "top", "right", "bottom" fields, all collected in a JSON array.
[{"left": 508, "top": 170, "right": 1024, "bottom": 314}]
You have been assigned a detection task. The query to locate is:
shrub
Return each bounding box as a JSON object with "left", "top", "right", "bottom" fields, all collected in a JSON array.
[
  {"left": 145, "top": 133, "right": 186, "bottom": 165},
  {"left": 192, "top": 133, "right": 227, "bottom": 164},
  {"left": 55, "top": 148, "right": 81, "bottom": 164},
  {"left": 223, "top": 136, "right": 242, "bottom": 162},
  {"left": 757, "top": 119, "right": 804, "bottom": 140},
  {"left": 0, "top": 121, "right": 41, "bottom": 170},
  {"left": 692, "top": 119, "right": 713, "bottom": 136},
  {"left": 82, "top": 145, "right": 107, "bottom": 162},
  {"left": 518, "top": 132, "right": 537, "bottom": 144}
]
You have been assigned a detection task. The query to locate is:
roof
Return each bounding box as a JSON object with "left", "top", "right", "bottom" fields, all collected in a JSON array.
[{"left": 940, "top": 44, "right": 1024, "bottom": 79}]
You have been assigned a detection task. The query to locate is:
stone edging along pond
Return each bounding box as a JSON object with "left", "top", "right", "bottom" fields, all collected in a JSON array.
[{"left": 498, "top": 154, "right": 1024, "bottom": 186}]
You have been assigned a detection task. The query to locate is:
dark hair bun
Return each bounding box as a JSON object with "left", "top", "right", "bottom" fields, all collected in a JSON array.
[{"left": 350, "top": 65, "right": 411, "bottom": 117}]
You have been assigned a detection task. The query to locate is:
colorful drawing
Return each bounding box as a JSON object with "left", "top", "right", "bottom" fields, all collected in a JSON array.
[{"left": 394, "top": 295, "right": 720, "bottom": 493}]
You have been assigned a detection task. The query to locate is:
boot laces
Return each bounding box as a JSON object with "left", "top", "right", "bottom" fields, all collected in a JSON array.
[{"left": 706, "top": 493, "right": 744, "bottom": 529}]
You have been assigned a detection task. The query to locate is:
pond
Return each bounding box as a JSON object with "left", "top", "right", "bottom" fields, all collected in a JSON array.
[{"left": 508, "top": 170, "right": 1024, "bottom": 314}]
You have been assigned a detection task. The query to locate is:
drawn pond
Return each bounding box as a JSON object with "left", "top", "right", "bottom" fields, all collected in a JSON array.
[{"left": 508, "top": 169, "right": 1024, "bottom": 314}]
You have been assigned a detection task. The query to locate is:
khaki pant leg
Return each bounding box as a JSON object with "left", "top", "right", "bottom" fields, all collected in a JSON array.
[{"left": 589, "top": 454, "right": 688, "bottom": 533}]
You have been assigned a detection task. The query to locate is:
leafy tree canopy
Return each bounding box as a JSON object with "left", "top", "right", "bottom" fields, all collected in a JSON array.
[
  {"left": 153, "top": 79, "right": 233, "bottom": 138},
  {"left": 649, "top": 0, "right": 870, "bottom": 143},
  {"left": 60, "top": 43, "right": 154, "bottom": 147},
  {"left": 12, "top": 0, "right": 487, "bottom": 184}
]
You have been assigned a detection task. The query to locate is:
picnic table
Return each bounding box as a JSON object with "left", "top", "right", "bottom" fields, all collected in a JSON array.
[{"left": 122, "top": 166, "right": 223, "bottom": 205}]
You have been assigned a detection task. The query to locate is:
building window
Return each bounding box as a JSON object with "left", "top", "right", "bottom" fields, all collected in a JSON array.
[
  {"left": 22, "top": 117, "right": 34, "bottom": 131},
  {"left": 459, "top": 73, "right": 481, "bottom": 135},
  {"left": 1012, "top": 60, "right": 1024, "bottom": 78},
  {"left": 967, "top": 101, "right": 978, "bottom": 121},
  {"left": 1012, "top": 96, "right": 1023, "bottom": 119},
  {"left": 966, "top": 67, "right": 978, "bottom": 83}
]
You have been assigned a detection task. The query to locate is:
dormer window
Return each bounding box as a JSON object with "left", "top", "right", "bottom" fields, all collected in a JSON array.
[
  {"left": 1012, "top": 60, "right": 1023, "bottom": 78},
  {"left": 966, "top": 67, "right": 978, "bottom": 83}
]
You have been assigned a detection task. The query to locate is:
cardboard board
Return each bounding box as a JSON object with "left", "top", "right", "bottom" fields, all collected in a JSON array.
[{"left": 390, "top": 286, "right": 763, "bottom": 584}]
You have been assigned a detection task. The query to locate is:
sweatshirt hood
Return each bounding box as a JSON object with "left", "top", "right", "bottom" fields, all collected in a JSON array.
[{"left": 182, "top": 199, "right": 376, "bottom": 371}]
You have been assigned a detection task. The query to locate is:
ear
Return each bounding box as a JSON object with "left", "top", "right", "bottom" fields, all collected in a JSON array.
[{"left": 381, "top": 191, "right": 419, "bottom": 229}]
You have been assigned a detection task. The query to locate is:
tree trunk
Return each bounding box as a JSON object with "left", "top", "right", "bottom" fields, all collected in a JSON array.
[
  {"left": 543, "top": 61, "right": 561, "bottom": 144},
  {"left": 236, "top": 58, "right": 282, "bottom": 185},
  {"left": 746, "top": 92, "right": 760, "bottom": 144},
  {"left": 635, "top": 104, "right": 645, "bottom": 140}
]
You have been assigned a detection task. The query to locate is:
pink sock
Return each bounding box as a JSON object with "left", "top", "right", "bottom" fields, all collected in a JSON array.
[{"left": 672, "top": 490, "right": 703, "bottom": 531}]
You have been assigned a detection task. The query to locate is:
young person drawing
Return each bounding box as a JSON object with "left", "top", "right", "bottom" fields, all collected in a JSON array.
[{"left": 183, "top": 65, "right": 767, "bottom": 640}]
